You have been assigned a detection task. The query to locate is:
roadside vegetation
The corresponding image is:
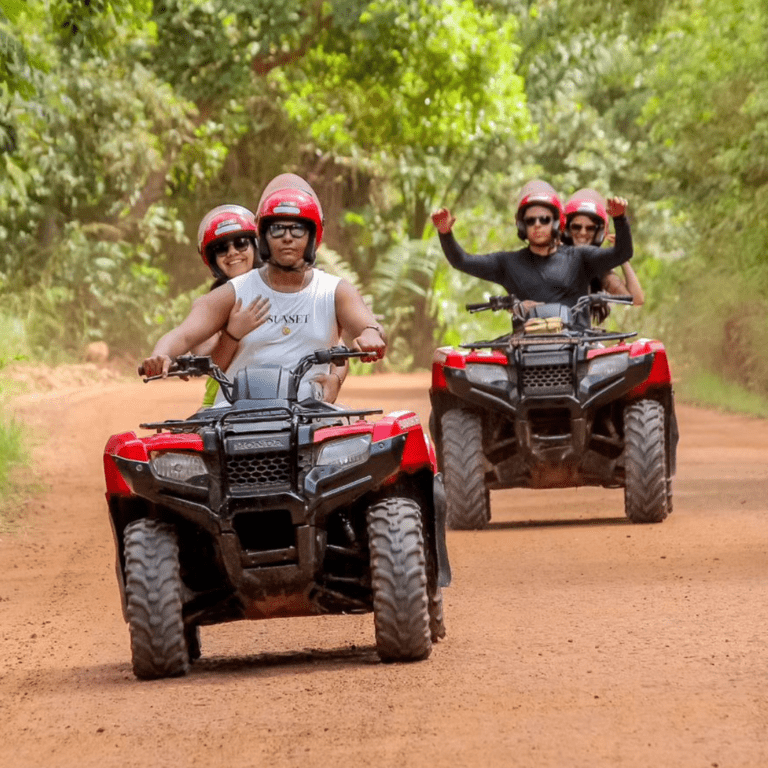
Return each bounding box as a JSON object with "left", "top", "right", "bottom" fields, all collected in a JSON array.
[
  {"left": 0, "top": 414, "right": 25, "bottom": 523},
  {"left": 0, "top": 313, "right": 29, "bottom": 526},
  {"left": 675, "top": 371, "right": 768, "bottom": 418},
  {"left": 1, "top": 0, "right": 767, "bottom": 420}
]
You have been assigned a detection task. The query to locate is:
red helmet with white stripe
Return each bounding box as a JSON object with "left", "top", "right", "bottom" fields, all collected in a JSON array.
[
  {"left": 256, "top": 175, "right": 324, "bottom": 265},
  {"left": 563, "top": 189, "right": 609, "bottom": 245},
  {"left": 197, "top": 205, "right": 257, "bottom": 271},
  {"left": 515, "top": 180, "right": 566, "bottom": 241}
]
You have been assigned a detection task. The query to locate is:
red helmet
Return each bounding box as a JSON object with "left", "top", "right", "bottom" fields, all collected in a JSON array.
[
  {"left": 256, "top": 173, "right": 321, "bottom": 214},
  {"left": 563, "top": 189, "right": 608, "bottom": 245},
  {"left": 256, "top": 175, "right": 324, "bottom": 264},
  {"left": 515, "top": 180, "right": 566, "bottom": 241},
  {"left": 197, "top": 205, "right": 257, "bottom": 271}
]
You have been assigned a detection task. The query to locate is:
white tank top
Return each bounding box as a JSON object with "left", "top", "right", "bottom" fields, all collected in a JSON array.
[{"left": 212, "top": 268, "right": 341, "bottom": 406}]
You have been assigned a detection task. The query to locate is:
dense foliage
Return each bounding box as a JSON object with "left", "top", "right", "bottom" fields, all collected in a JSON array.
[{"left": 0, "top": 0, "right": 766, "bottom": 394}]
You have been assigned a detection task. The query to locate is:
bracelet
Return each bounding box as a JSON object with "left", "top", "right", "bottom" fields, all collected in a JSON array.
[
  {"left": 223, "top": 328, "right": 242, "bottom": 342},
  {"left": 330, "top": 372, "right": 342, "bottom": 387},
  {"left": 364, "top": 325, "right": 383, "bottom": 334}
]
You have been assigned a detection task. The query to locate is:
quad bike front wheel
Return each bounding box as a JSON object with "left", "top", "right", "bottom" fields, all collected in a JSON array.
[
  {"left": 367, "top": 497, "right": 432, "bottom": 662},
  {"left": 124, "top": 518, "right": 190, "bottom": 679},
  {"left": 624, "top": 399, "right": 669, "bottom": 524},
  {"left": 185, "top": 623, "right": 201, "bottom": 662},
  {"left": 428, "top": 587, "right": 446, "bottom": 642},
  {"left": 441, "top": 408, "right": 490, "bottom": 530}
]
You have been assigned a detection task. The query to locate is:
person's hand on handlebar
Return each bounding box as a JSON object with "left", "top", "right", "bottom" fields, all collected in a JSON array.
[
  {"left": 139, "top": 354, "right": 173, "bottom": 378},
  {"left": 352, "top": 326, "right": 387, "bottom": 363}
]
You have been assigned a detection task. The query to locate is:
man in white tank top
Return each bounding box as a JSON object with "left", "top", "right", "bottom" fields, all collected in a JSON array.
[{"left": 140, "top": 177, "right": 386, "bottom": 403}]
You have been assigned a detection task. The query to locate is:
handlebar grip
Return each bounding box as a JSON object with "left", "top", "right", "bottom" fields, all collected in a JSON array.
[{"left": 138, "top": 361, "right": 180, "bottom": 378}]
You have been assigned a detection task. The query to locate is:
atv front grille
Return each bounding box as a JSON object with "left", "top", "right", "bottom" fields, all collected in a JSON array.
[
  {"left": 226, "top": 451, "right": 292, "bottom": 491},
  {"left": 521, "top": 363, "right": 573, "bottom": 395}
]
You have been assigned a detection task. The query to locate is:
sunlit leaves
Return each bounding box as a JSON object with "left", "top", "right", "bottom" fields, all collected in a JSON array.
[{"left": 279, "top": 0, "right": 531, "bottom": 157}]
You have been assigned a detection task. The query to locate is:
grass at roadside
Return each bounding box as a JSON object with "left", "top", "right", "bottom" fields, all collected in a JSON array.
[
  {"left": 0, "top": 311, "right": 33, "bottom": 528},
  {"left": 0, "top": 409, "right": 28, "bottom": 529},
  {"left": 676, "top": 369, "right": 768, "bottom": 418},
  {"left": 0, "top": 417, "right": 25, "bottom": 485}
]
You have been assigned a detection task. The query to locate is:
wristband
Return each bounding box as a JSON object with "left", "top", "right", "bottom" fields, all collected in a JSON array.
[
  {"left": 223, "top": 328, "right": 242, "bottom": 342},
  {"left": 331, "top": 372, "right": 342, "bottom": 387},
  {"left": 364, "top": 325, "right": 383, "bottom": 334}
]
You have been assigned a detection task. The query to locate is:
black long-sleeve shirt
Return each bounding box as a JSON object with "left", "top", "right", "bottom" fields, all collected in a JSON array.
[{"left": 438, "top": 215, "right": 633, "bottom": 307}]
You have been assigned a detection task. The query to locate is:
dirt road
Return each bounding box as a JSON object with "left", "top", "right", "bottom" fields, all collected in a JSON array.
[{"left": 2, "top": 373, "right": 767, "bottom": 767}]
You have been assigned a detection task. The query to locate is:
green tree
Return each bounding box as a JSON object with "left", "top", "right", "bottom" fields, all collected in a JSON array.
[
  {"left": 0, "top": 1, "right": 228, "bottom": 354},
  {"left": 269, "top": 0, "right": 533, "bottom": 365},
  {"left": 638, "top": 0, "right": 768, "bottom": 391}
]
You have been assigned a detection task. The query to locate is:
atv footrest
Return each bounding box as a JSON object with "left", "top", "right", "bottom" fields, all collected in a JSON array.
[{"left": 240, "top": 547, "right": 298, "bottom": 567}]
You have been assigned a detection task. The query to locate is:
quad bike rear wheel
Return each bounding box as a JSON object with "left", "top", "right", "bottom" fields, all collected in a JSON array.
[
  {"left": 124, "top": 518, "right": 190, "bottom": 679},
  {"left": 367, "top": 497, "right": 432, "bottom": 662},
  {"left": 624, "top": 399, "right": 669, "bottom": 524},
  {"left": 441, "top": 408, "right": 490, "bottom": 529}
]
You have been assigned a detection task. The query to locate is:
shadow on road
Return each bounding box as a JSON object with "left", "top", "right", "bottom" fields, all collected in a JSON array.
[
  {"left": 189, "top": 643, "right": 382, "bottom": 679},
  {"left": 64, "top": 644, "right": 383, "bottom": 688},
  {"left": 485, "top": 516, "right": 630, "bottom": 530}
]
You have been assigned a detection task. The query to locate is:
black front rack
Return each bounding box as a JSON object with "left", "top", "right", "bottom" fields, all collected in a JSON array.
[
  {"left": 461, "top": 329, "right": 637, "bottom": 351},
  {"left": 140, "top": 404, "right": 384, "bottom": 434}
]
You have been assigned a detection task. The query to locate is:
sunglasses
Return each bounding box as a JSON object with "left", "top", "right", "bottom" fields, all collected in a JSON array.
[
  {"left": 211, "top": 236, "right": 251, "bottom": 258},
  {"left": 523, "top": 215, "right": 553, "bottom": 227},
  {"left": 267, "top": 222, "right": 308, "bottom": 238},
  {"left": 569, "top": 223, "right": 598, "bottom": 233}
]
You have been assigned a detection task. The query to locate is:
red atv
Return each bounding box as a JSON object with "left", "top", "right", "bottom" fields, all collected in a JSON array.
[
  {"left": 104, "top": 348, "right": 450, "bottom": 679},
  {"left": 429, "top": 293, "right": 678, "bottom": 529}
]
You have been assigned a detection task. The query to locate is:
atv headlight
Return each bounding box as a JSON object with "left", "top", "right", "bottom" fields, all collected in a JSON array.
[
  {"left": 315, "top": 434, "right": 372, "bottom": 468},
  {"left": 151, "top": 451, "right": 209, "bottom": 483},
  {"left": 466, "top": 363, "right": 510, "bottom": 386},
  {"left": 587, "top": 353, "right": 629, "bottom": 379}
]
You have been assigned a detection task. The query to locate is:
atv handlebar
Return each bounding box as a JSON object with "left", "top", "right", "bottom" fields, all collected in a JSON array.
[
  {"left": 462, "top": 292, "right": 639, "bottom": 345},
  {"left": 139, "top": 347, "right": 368, "bottom": 404},
  {"left": 467, "top": 292, "right": 634, "bottom": 316},
  {"left": 289, "top": 347, "right": 368, "bottom": 392},
  {"left": 139, "top": 347, "right": 366, "bottom": 381},
  {"left": 466, "top": 295, "right": 520, "bottom": 314},
  {"left": 139, "top": 354, "right": 219, "bottom": 381},
  {"left": 311, "top": 347, "right": 368, "bottom": 367},
  {"left": 580, "top": 292, "right": 634, "bottom": 308}
]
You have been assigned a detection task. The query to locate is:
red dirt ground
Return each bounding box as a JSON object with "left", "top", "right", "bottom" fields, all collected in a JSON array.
[{"left": 2, "top": 372, "right": 767, "bottom": 767}]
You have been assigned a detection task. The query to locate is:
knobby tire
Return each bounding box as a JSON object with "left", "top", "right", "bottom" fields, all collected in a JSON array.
[
  {"left": 367, "top": 497, "right": 432, "bottom": 662},
  {"left": 441, "top": 409, "right": 490, "bottom": 530},
  {"left": 624, "top": 399, "right": 669, "bottom": 524},
  {"left": 124, "top": 519, "right": 190, "bottom": 679}
]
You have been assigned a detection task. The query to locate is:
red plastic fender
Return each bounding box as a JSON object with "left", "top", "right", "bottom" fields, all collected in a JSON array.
[
  {"left": 587, "top": 339, "right": 672, "bottom": 396},
  {"left": 431, "top": 347, "right": 468, "bottom": 390},
  {"left": 104, "top": 432, "right": 145, "bottom": 496},
  {"left": 372, "top": 412, "right": 436, "bottom": 474},
  {"left": 103, "top": 431, "right": 203, "bottom": 496},
  {"left": 312, "top": 422, "right": 374, "bottom": 444},
  {"left": 626, "top": 340, "right": 673, "bottom": 396}
]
